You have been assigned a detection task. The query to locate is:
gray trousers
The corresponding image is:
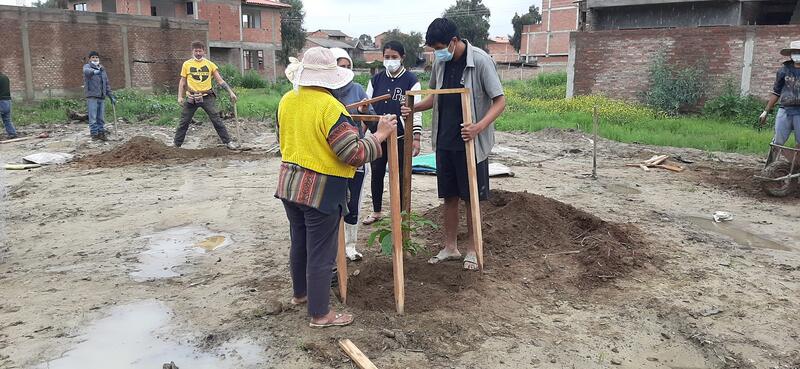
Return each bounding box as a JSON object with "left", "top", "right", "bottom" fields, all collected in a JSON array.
[
  {"left": 174, "top": 94, "right": 230, "bottom": 146},
  {"left": 282, "top": 200, "right": 340, "bottom": 317},
  {"left": 772, "top": 108, "right": 800, "bottom": 146}
]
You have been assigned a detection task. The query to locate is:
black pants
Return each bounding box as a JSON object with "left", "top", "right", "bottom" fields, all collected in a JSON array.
[
  {"left": 282, "top": 200, "right": 340, "bottom": 317},
  {"left": 174, "top": 94, "right": 230, "bottom": 147},
  {"left": 370, "top": 138, "right": 404, "bottom": 213},
  {"left": 344, "top": 168, "right": 366, "bottom": 225}
]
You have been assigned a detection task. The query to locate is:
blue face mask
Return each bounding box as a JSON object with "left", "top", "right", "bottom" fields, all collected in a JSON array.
[{"left": 434, "top": 41, "right": 454, "bottom": 62}]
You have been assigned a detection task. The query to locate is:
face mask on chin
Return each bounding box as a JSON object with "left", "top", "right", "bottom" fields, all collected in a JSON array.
[
  {"left": 91, "top": 61, "right": 100, "bottom": 66},
  {"left": 194, "top": 55, "right": 204, "bottom": 61},
  {"left": 792, "top": 53, "right": 800, "bottom": 64}
]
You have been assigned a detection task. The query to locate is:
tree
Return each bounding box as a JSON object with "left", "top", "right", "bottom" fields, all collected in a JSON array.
[
  {"left": 34, "top": 0, "right": 67, "bottom": 8},
  {"left": 510, "top": 5, "right": 542, "bottom": 52},
  {"left": 443, "top": 0, "right": 491, "bottom": 50},
  {"left": 358, "top": 34, "right": 374, "bottom": 48},
  {"left": 279, "top": 0, "right": 307, "bottom": 65},
  {"left": 381, "top": 29, "right": 424, "bottom": 68}
]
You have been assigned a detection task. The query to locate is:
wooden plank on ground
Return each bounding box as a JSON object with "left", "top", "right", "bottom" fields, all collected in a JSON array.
[
  {"left": 338, "top": 339, "right": 378, "bottom": 369},
  {"left": 0, "top": 136, "right": 35, "bottom": 144},
  {"left": 460, "top": 89, "right": 484, "bottom": 271},
  {"left": 655, "top": 164, "right": 684, "bottom": 172},
  {"left": 345, "top": 94, "right": 391, "bottom": 110},
  {"left": 387, "top": 130, "right": 405, "bottom": 314},
  {"left": 336, "top": 218, "right": 347, "bottom": 304}
]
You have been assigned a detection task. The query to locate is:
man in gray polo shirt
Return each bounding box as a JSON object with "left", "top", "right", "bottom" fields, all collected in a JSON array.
[{"left": 406, "top": 17, "right": 506, "bottom": 271}]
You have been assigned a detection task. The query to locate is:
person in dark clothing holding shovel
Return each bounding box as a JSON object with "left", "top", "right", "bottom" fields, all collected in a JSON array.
[
  {"left": 175, "top": 41, "right": 238, "bottom": 150},
  {"left": 83, "top": 51, "right": 116, "bottom": 141},
  {"left": 760, "top": 40, "right": 800, "bottom": 153}
]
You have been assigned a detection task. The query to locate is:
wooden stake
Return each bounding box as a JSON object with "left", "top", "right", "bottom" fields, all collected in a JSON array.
[
  {"left": 460, "top": 90, "right": 484, "bottom": 271},
  {"left": 336, "top": 217, "right": 347, "bottom": 304},
  {"left": 349, "top": 114, "right": 383, "bottom": 122},
  {"left": 407, "top": 87, "right": 469, "bottom": 96},
  {"left": 387, "top": 130, "right": 405, "bottom": 314},
  {"left": 592, "top": 106, "right": 598, "bottom": 180},
  {"left": 344, "top": 94, "right": 390, "bottom": 110},
  {"left": 402, "top": 93, "right": 414, "bottom": 244},
  {"left": 337, "top": 339, "right": 378, "bottom": 369}
]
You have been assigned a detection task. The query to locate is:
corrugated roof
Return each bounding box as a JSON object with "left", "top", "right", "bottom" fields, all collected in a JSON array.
[
  {"left": 243, "top": 0, "right": 291, "bottom": 9},
  {"left": 307, "top": 37, "right": 355, "bottom": 49},
  {"left": 316, "top": 29, "right": 349, "bottom": 38}
]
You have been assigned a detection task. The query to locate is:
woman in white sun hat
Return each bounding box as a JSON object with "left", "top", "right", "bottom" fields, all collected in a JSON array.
[
  {"left": 759, "top": 40, "right": 800, "bottom": 159},
  {"left": 275, "top": 47, "right": 397, "bottom": 328}
]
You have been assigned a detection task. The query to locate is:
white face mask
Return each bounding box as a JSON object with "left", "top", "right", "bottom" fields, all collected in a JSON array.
[
  {"left": 91, "top": 60, "right": 100, "bottom": 66},
  {"left": 383, "top": 59, "right": 402, "bottom": 73},
  {"left": 792, "top": 53, "right": 800, "bottom": 63}
]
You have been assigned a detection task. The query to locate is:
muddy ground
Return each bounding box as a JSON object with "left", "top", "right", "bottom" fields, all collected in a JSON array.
[{"left": 1, "top": 120, "right": 798, "bottom": 369}]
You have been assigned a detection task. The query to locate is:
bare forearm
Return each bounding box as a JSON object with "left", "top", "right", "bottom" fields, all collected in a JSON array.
[
  {"left": 178, "top": 79, "right": 186, "bottom": 98},
  {"left": 765, "top": 94, "right": 780, "bottom": 112},
  {"left": 476, "top": 95, "right": 506, "bottom": 131},
  {"left": 415, "top": 95, "right": 434, "bottom": 112}
]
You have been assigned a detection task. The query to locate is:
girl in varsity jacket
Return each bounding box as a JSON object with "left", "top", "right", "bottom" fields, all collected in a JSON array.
[{"left": 362, "top": 40, "right": 423, "bottom": 225}]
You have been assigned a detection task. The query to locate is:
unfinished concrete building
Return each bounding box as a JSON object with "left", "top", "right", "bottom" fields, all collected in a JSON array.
[{"left": 582, "top": 0, "right": 799, "bottom": 30}]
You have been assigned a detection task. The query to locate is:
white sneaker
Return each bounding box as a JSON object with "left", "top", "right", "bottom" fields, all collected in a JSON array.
[
  {"left": 344, "top": 223, "right": 363, "bottom": 261},
  {"left": 226, "top": 141, "right": 240, "bottom": 150}
]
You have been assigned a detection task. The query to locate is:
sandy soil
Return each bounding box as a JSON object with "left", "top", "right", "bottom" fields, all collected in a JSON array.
[{"left": 1, "top": 120, "right": 798, "bottom": 369}]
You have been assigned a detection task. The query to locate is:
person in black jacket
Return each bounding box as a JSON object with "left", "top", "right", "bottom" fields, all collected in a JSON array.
[{"left": 83, "top": 51, "right": 116, "bottom": 141}]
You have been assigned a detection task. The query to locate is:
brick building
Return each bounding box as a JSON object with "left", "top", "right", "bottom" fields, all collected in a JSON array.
[
  {"left": 0, "top": 5, "right": 207, "bottom": 100},
  {"left": 66, "top": 0, "right": 288, "bottom": 80},
  {"left": 301, "top": 29, "right": 357, "bottom": 60},
  {"left": 487, "top": 36, "right": 519, "bottom": 63},
  {"left": 520, "top": 0, "right": 579, "bottom": 67},
  {"left": 567, "top": 0, "right": 800, "bottom": 100}
]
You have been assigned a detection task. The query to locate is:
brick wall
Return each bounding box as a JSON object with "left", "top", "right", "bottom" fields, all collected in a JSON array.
[
  {"left": 200, "top": 1, "right": 239, "bottom": 42},
  {"left": 0, "top": 5, "right": 207, "bottom": 99},
  {"left": 0, "top": 18, "right": 26, "bottom": 93},
  {"left": 570, "top": 25, "right": 797, "bottom": 102},
  {"left": 520, "top": 0, "right": 578, "bottom": 60},
  {"left": 487, "top": 41, "right": 519, "bottom": 63}
]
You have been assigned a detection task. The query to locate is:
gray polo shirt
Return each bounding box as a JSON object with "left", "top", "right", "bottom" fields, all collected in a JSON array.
[{"left": 429, "top": 40, "right": 504, "bottom": 162}]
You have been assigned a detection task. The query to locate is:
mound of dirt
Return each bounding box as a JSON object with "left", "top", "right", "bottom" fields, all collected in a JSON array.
[
  {"left": 346, "top": 190, "right": 650, "bottom": 314},
  {"left": 78, "top": 136, "right": 244, "bottom": 168},
  {"left": 693, "top": 164, "right": 800, "bottom": 201}
]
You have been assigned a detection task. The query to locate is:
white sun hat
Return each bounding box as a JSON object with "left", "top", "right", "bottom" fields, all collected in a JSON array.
[
  {"left": 284, "top": 47, "right": 354, "bottom": 90},
  {"left": 329, "top": 47, "right": 353, "bottom": 67},
  {"left": 780, "top": 40, "right": 800, "bottom": 56}
]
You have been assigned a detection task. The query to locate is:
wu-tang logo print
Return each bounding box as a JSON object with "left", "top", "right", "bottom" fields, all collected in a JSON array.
[{"left": 189, "top": 66, "right": 210, "bottom": 82}]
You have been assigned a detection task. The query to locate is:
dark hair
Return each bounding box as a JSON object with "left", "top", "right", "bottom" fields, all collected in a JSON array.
[
  {"left": 88, "top": 51, "right": 99, "bottom": 57},
  {"left": 425, "top": 18, "right": 459, "bottom": 46},
  {"left": 191, "top": 41, "right": 205, "bottom": 50},
  {"left": 382, "top": 40, "right": 405, "bottom": 57}
]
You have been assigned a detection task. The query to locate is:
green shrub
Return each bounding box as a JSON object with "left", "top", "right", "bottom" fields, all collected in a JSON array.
[
  {"left": 38, "top": 98, "right": 82, "bottom": 110},
  {"left": 641, "top": 55, "right": 706, "bottom": 115},
  {"left": 505, "top": 72, "right": 567, "bottom": 100},
  {"left": 217, "top": 64, "right": 242, "bottom": 87},
  {"left": 239, "top": 70, "right": 269, "bottom": 89},
  {"left": 353, "top": 73, "right": 371, "bottom": 88},
  {"left": 703, "top": 80, "right": 769, "bottom": 127}
]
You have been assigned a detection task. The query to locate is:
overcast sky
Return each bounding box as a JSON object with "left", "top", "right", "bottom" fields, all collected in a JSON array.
[
  {"left": 301, "top": 0, "right": 540, "bottom": 39},
  {"left": 0, "top": 0, "right": 540, "bottom": 38}
]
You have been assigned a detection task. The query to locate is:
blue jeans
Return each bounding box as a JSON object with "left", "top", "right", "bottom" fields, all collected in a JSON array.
[
  {"left": 87, "top": 97, "right": 106, "bottom": 135},
  {"left": 0, "top": 100, "right": 16, "bottom": 136},
  {"left": 773, "top": 108, "right": 800, "bottom": 146}
]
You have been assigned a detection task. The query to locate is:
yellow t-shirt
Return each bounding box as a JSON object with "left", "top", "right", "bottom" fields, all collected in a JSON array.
[{"left": 180, "top": 58, "right": 218, "bottom": 93}]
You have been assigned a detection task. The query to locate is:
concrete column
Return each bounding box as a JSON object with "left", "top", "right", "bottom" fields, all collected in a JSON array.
[
  {"left": 566, "top": 35, "right": 576, "bottom": 98},
  {"left": 272, "top": 48, "right": 277, "bottom": 81},
  {"left": 193, "top": 0, "right": 198, "bottom": 19},
  {"left": 20, "top": 17, "right": 34, "bottom": 100},
  {"left": 121, "top": 25, "right": 132, "bottom": 88},
  {"left": 740, "top": 29, "right": 755, "bottom": 96}
]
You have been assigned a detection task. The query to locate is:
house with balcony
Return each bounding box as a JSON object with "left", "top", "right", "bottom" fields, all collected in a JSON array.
[{"left": 67, "top": 0, "right": 289, "bottom": 80}]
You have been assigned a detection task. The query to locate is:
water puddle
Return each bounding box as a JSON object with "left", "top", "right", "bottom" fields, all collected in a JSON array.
[
  {"left": 602, "top": 183, "right": 642, "bottom": 195},
  {"left": 130, "top": 225, "right": 232, "bottom": 281},
  {"left": 686, "top": 216, "right": 792, "bottom": 251},
  {"left": 38, "top": 300, "right": 265, "bottom": 369}
]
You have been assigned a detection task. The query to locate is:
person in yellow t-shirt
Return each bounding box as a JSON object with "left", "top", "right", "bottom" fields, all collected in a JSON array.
[{"left": 175, "top": 41, "right": 239, "bottom": 149}]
